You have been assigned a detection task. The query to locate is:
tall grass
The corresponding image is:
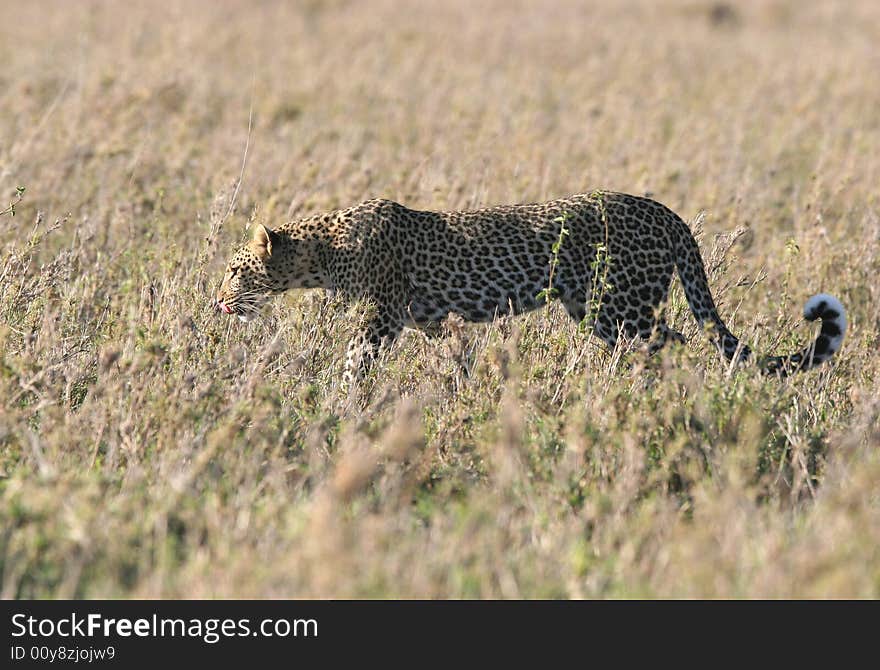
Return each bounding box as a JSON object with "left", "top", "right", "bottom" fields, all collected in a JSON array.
[{"left": 1, "top": 0, "right": 878, "bottom": 598}]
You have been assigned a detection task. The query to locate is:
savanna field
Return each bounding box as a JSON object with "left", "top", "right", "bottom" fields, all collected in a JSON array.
[{"left": 1, "top": 0, "right": 879, "bottom": 598}]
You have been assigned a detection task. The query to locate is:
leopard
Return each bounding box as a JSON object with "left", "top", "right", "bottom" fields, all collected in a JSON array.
[{"left": 215, "top": 191, "right": 846, "bottom": 384}]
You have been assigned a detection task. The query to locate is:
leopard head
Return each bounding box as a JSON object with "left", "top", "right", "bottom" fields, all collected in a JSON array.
[{"left": 215, "top": 225, "right": 287, "bottom": 322}]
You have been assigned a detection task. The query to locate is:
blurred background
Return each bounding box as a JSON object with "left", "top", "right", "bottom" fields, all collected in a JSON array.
[{"left": 3, "top": 1, "right": 878, "bottom": 244}]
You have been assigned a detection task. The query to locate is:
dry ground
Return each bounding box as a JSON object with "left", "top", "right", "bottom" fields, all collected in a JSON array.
[{"left": 1, "top": 0, "right": 879, "bottom": 598}]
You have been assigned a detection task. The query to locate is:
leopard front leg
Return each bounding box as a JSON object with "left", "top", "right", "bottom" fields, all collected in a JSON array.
[{"left": 342, "top": 307, "right": 404, "bottom": 388}]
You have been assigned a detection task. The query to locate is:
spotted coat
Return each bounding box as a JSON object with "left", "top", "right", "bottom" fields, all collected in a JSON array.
[{"left": 216, "top": 191, "right": 846, "bottom": 382}]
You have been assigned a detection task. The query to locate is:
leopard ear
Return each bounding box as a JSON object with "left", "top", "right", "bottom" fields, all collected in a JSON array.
[{"left": 250, "top": 224, "right": 276, "bottom": 258}]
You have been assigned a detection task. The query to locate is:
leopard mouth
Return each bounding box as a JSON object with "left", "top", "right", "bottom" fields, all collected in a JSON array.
[{"left": 216, "top": 299, "right": 261, "bottom": 322}]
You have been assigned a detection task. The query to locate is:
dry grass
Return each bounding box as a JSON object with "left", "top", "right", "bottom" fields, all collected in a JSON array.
[{"left": 1, "top": 0, "right": 879, "bottom": 598}]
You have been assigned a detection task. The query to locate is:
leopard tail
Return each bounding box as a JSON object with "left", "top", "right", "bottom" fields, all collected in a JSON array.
[{"left": 671, "top": 216, "right": 846, "bottom": 375}]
